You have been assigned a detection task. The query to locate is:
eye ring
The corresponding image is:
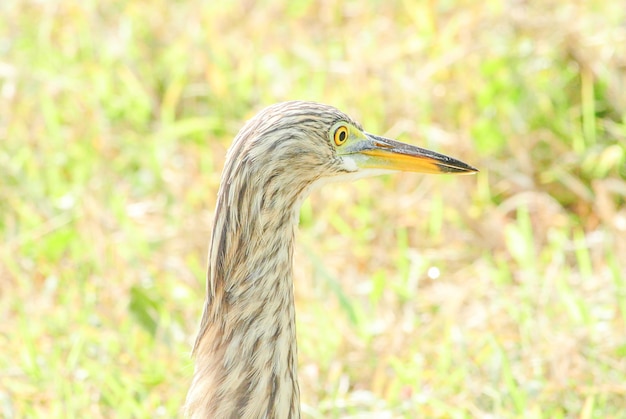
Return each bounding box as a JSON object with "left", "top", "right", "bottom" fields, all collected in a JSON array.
[{"left": 333, "top": 126, "right": 349, "bottom": 146}]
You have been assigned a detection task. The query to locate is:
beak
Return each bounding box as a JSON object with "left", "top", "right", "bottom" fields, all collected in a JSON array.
[{"left": 351, "top": 133, "right": 478, "bottom": 174}]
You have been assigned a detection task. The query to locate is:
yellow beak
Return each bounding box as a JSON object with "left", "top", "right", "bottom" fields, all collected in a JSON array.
[{"left": 353, "top": 133, "right": 478, "bottom": 174}]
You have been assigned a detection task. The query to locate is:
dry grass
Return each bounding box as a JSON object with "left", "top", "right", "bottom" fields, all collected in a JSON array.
[{"left": 1, "top": 0, "right": 625, "bottom": 417}]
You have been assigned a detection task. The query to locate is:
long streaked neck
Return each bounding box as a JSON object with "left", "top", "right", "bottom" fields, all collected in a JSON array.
[{"left": 185, "top": 168, "right": 304, "bottom": 418}]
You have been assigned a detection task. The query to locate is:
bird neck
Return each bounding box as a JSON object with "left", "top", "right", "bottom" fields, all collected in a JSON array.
[{"left": 186, "top": 187, "right": 303, "bottom": 418}]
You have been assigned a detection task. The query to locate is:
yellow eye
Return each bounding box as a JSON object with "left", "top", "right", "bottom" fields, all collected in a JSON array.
[{"left": 333, "top": 126, "right": 349, "bottom": 146}]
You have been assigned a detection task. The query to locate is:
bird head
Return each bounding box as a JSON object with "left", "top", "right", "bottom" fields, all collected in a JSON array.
[
  {"left": 220, "top": 101, "right": 477, "bottom": 215},
  {"left": 231, "top": 101, "right": 476, "bottom": 184}
]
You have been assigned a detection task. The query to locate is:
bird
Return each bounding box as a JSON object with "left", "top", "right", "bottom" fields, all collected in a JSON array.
[{"left": 185, "top": 101, "right": 477, "bottom": 418}]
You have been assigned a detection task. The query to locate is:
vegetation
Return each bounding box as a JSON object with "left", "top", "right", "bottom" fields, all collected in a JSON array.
[{"left": 1, "top": 0, "right": 625, "bottom": 417}]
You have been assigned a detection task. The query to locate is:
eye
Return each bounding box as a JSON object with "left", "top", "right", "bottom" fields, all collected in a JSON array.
[{"left": 333, "top": 126, "right": 349, "bottom": 146}]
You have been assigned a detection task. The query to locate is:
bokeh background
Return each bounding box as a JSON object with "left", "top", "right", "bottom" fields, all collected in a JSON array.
[{"left": 1, "top": 0, "right": 625, "bottom": 417}]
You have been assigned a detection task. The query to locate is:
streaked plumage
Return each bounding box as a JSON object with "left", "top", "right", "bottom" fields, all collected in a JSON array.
[{"left": 185, "top": 101, "right": 477, "bottom": 418}]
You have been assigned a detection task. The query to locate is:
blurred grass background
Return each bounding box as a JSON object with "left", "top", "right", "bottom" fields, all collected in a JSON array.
[{"left": 1, "top": 0, "right": 625, "bottom": 417}]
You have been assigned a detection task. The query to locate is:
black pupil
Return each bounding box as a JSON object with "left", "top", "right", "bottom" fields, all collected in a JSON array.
[{"left": 339, "top": 130, "right": 346, "bottom": 142}]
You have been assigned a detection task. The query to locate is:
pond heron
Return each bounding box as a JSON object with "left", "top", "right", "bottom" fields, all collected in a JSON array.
[{"left": 185, "top": 101, "right": 477, "bottom": 418}]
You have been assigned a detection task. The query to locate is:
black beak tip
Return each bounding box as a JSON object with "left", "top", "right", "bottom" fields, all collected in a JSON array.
[{"left": 437, "top": 159, "right": 479, "bottom": 174}]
